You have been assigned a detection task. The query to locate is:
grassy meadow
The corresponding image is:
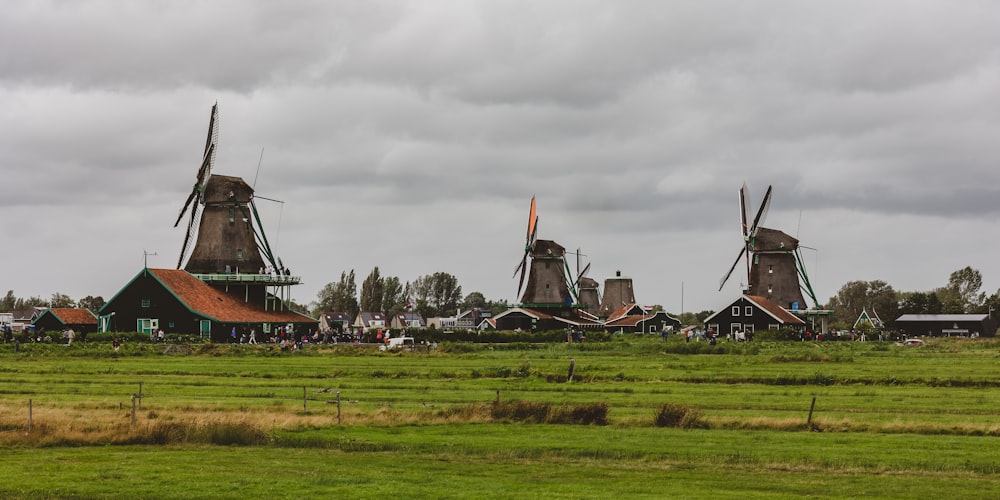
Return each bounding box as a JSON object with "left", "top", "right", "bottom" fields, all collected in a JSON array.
[{"left": 0, "top": 335, "right": 998, "bottom": 498}]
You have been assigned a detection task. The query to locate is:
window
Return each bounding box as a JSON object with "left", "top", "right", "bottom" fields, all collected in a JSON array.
[
  {"left": 768, "top": 265, "right": 773, "bottom": 274},
  {"left": 768, "top": 284, "right": 773, "bottom": 294},
  {"left": 769, "top": 324, "right": 779, "bottom": 330},
  {"left": 229, "top": 207, "right": 235, "bottom": 223},
  {"left": 744, "top": 325, "right": 755, "bottom": 334},
  {"left": 141, "top": 298, "right": 150, "bottom": 308},
  {"left": 730, "top": 323, "right": 742, "bottom": 334},
  {"left": 745, "top": 306, "right": 753, "bottom": 316},
  {"left": 237, "top": 249, "right": 244, "bottom": 260},
  {"left": 731, "top": 306, "right": 740, "bottom": 316}
]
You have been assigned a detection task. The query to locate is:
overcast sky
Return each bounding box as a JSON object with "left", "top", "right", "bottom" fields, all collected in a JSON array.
[{"left": 3, "top": 1, "right": 999, "bottom": 314}]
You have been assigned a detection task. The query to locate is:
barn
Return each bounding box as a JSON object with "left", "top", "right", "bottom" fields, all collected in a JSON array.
[
  {"left": 703, "top": 294, "right": 805, "bottom": 337},
  {"left": 602, "top": 304, "right": 681, "bottom": 334},
  {"left": 32, "top": 308, "right": 98, "bottom": 336},
  {"left": 99, "top": 268, "right": 317, "bottom": 342},
  {"left": 892, "top": 314, "right": 996, "bottom": 338}
]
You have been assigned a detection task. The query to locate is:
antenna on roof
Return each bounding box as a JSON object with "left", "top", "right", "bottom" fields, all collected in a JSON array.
[{"left": 143, "top": 250, "right": 158, "bottom": 269}]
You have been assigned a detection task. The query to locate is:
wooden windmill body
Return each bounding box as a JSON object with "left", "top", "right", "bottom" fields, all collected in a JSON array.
[{"left": 599, "top": 271, "right": 637, "bottom": 317}]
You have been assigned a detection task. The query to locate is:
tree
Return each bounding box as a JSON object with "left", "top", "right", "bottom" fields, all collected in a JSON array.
[
  {"left": 825, "top": 280, "right": 898, "bottom": 325},
  {"left": 943, "top": 266, "right": 985, "bottom": 313},
  {"left": 411, "top": 272, "right": 462, "bottom": 318},
  {"left": 49, "top": 293, "right": 74, "bottom": 308},
  {"left": 381, "top": 276, "right": 407, "bottom": 318},
  {"left": 359, "top": 267, "right": 385, "bottom": 313},
  {"left": 461, "top": 291, "right": 488, "bottom": 311},
  {"left": 77, "top": 295, "right": 106, "bottom": 312},
  {"left": 898, "top": 291, "right": 943, "bottom": 315},
  {"left": 0, "top": 290, "right": 15, "bottom": 312},
  {"left": 313, "top": 270, "right": 358, "bottom": 319}
]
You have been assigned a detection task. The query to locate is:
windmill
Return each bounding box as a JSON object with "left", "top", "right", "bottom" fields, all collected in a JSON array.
[
  {"left": 511, "top": 197, "right": 578, "bottom": 308},
  {"left": 718, "top": 183, "right": 819, "bottom": 309},
  {"left": 172, "top": 104, "right": 295, "bottom": 310},
  {"left": 573, "top": 248, "right": 601, "bottom": 312}
]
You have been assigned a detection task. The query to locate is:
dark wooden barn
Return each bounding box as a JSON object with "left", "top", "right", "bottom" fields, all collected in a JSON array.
[
  {"left": 493, "top": 307, "right": 602, "bottom": 332},
  {"left": 32, "top": 308, "right": 98, "bottom": 334},
  {"left": 99, "top": 268, "right": 317, "bottom": 342},
  {"left": 704, "top": 294, "right": 805, "bottom": 337},
  {"left": 892, "top": 314, "right": 996, "bottom": 338}
]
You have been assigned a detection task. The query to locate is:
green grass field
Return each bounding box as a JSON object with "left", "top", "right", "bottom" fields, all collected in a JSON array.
[{"left": 1, "top": 335, "right": 998, "bottom": 498}]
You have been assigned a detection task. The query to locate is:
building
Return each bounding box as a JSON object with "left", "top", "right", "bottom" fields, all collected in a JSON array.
[
  {"left": 99, "top": 268, "right": 317, "bottom": 342},
  {"left": 602, "top": 304, "right": 681, "bottom": 334},
  {"left": 32, "top": 308, "right": 98, "bottom": 335},
  {"left": 892, "top": 314, "right": 996, "bottom": 337},
  {"left": 492, "top": 307, "right": 602, "bottom": 332},
  {"left": 703, "top": 295, "right": 805, "bottom": 337},
  {"left": 390, "top": 312, "right": 426, "bottom": 329},
  {"left": 354, "top": 312, "right": 387, "bottom": 330},
  {"left": 318, "top": 312, "right": 353, "bottom": 333}
]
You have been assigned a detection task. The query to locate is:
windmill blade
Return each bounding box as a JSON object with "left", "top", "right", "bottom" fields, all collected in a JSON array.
[
  {"left": 575, "top": 262, "right": 591, "bottom": 285},
  {"left": 203, "top": 103, "right": 218, "bottom": 159},
  {"left": 718, "top": 247, "right": 746, "bottom": 291},
  {"left": 525, "top": 196, "right": 537, "bottom": 242},
  {"left": 176, "top": 201, "right": 200, "bottom": 268},
  {"left": 748, "top": 185, "right": 772, "bottom": 237},
  {"left": 739, "top": 182, "right": 750, "bottom": 238},
  {"left": 173, "top": 143, "right": 215, "bottom": 227},
  {"left": 516, "top": 251, "right": 529, "bottom": 299}
]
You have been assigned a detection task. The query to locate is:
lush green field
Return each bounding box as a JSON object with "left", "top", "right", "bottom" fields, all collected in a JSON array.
[{"left": 1, "top": 336, "right": 998, "bottom": 498}]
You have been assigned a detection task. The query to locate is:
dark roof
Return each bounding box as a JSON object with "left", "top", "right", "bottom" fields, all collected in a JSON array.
[
  {"left": 895, "top": 314, "right": 990, "bottom": 322},
  {"left": 148, "top": 268, "right": 314, "bottom": 323}
]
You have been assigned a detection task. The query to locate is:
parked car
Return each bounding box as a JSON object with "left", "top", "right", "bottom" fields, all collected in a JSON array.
[{"left": 896, "top": 338, "right": 925, "bottom": 347}]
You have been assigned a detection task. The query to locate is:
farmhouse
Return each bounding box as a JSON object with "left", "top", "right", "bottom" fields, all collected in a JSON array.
[
  {"left": 32, "top": 308, "right": 98, "bottom": 335},
  {"left": 892, "top": 314, "right": 996, "bottom": 337},
  {"left": 318, "top": 312, "right": 352, "bottom": 333},
  {"left": 354, "top": 312, "right": 387, "bottom": 330},
  {"left": 390, "top": 312, "right": 426, "bottom": 329},
  {"left": 603, "top": 303, "right": 681, "bottom": 334},
  {"left": 703, "top": 294, "right": 805, "bottom": 337},
  {"left": 99, "top": 268, "right": 317, "bottom": 342}
]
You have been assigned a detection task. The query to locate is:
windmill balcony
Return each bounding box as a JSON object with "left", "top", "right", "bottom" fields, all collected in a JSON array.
[{"left": 192, "top": 272, "right": 301, "bottom": 286}]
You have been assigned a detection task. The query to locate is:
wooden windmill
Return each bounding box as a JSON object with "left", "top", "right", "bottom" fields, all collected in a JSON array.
[
  {"left": 173, "top": 104, "right": 297, "bottom": 309},
  {"left": 573, "top": 249, "right": 601, "bottom": 312},
  {"left": 718, "top": 183, "right": 819, "bottom": 309},
  {"left": 512, "top": 197, "right": 579, "bottom": 308}
]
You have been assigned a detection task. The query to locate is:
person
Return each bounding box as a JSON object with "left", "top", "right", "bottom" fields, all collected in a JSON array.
[
  {"left": 112, "top": 338, "right": 121, "bottom": 352},
  {"left": 231, "top": 326, "right": 237, "bottom": 344},
  {"left": 248, "top": 328, "right": 257, "bottom": 344},
  {"left": 157, "top": 329, "right": 165, "bottom": 343},
  {"left": 67, "top": 329, "right": 75, "bottom": 346}
]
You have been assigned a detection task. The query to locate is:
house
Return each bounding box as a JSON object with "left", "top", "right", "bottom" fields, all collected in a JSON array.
[
  {"left": 32, "top": 308, "right": 98, "bottom": 335},
  {"left": 390, "top": 312, "right": 426, "bottom": 329},
  {"left": 10, "top": 308, "right": 44, "bottom": 332},
  {"left": 892, "top": 314, "right": 996, "bottom": 337},
  {"left": 703, "top": 295, "right": 805, "bottom": 337},
  {"left": 602, "top": 303, "right": 681, "bottom": 334},
  {"left": 319, "top": 312, "right": 352, "bottom": 333},
  {"left": 354, "top": 312, "right": 387, "bottom": 330},
  {"left": 853, "top": 308, "right": 884, "bottom": 331},
  {"left": 493, "top": 307, "right": 602, "bottom": 332},
  {"left": 99, "top": 268, "right": 317, "bottom": 342},
  {"left": 456, "top": 308, "right": 491, "bottom": 328}
]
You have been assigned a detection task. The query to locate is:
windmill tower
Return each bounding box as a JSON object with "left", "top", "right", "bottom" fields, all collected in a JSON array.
[
  {"left": 173, "top": 103, "right": 298, "bottom": 310},
  {"left": 718, "top": 183, "right": 818, "bottom": 309},
  {"left": 598, "top": 271, "right": 637, "bottom": 317},
  {"left": 512, "top": 197, "right": 578, "bottom": 309},
  {"left": 572, "top": 249, "right": 601, "bottom": 313}
]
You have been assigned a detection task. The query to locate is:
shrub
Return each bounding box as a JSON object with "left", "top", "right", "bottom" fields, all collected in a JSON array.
[{"left": 654, "top": 403, "right": 702, "bottom": 429}]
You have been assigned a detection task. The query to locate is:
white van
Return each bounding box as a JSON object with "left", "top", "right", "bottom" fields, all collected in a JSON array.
[{"left": 379, "top": 336, "right": 416, "bottom": 351}]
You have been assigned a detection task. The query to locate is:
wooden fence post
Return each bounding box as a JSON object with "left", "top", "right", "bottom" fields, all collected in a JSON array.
[
  {"left": 567, "top": 358, "right": 576, "bottom": 382},
  {"left": 336, "top": 391, "right": 341, "bottom": 425},
  {"left": 131, "top": 394, "right": 137, "bottom": 428},
  {"left": 138, "top": 382, "right": 143, "bottom": 409},
  {"left": 28, "top": 399, "right": 32, "bottom": 432},
  {"left": 807, "top": 396, "right": 817, "bottom": 429}
]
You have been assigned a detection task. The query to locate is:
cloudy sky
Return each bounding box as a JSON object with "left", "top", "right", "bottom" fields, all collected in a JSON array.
[{"left": 3, "top": 1, "right": 999, "bottom": 314}]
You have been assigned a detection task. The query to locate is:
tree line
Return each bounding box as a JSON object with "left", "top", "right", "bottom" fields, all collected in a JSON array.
[
  {"left": 824, "top": 266, "right": 999, "bottom": 328},
  {"left": 310, "top": 267, "right": 509, "bottom": 321},
  {"left": 0, "top": 290, "right": 105, "bottom": 313}
]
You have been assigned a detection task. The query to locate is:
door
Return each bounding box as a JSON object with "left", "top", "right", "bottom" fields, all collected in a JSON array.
[{"left": 199, "top": 320, "right": 212, "bottom": 340}]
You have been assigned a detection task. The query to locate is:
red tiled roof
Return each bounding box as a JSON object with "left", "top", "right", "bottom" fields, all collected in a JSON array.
[
  {"left": 50, "top": 308, "right": 97, "bottom": 325},
  {"left": 746, "top": 295, "right": 805, "bottom": 325},
  {"left": 149, "top": 269, "right": 314, "bottom": 323}
]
